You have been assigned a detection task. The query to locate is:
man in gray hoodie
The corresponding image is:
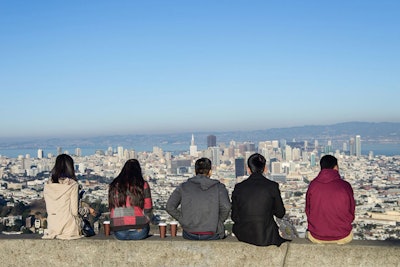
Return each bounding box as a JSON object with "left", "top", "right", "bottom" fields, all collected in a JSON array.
[{"left": 166, "top": 157, "right": 231, "bottom": 240}]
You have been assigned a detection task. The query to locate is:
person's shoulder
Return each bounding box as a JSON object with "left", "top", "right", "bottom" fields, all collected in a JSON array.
[
  {"left": 216, "top": 181, "right": 228, "bottom": 190},
  {"left": 339, "top": 179, "right": 353, "bottom": 189},
  {"left": 265, "top": 177, "right": 278, "bottom": 185}
]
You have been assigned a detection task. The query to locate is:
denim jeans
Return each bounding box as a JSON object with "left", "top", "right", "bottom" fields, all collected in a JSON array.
[
  {"left": 114, "top": 225, "right": 150, "bottom": 240},
  {"left": 183, "top": 230, "right": 220, "bottom": 240}
]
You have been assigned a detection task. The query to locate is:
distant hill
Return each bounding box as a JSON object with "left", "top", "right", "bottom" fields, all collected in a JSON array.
[
  {"left": 0, "top": 122, "right": 399, "bottom": 150},
  {"left": 251, "top": 122, "right": 400, "bottom": 142}
]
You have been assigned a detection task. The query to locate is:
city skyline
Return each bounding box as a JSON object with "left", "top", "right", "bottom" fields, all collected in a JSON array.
[{"left": 1, "top": 1, "right": 399, "bottom": 138}]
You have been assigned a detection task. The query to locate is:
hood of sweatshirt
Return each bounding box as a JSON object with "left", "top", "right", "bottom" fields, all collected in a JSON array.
[
  {"left": 188, "top": 175, "right": 219, "bottom": 191},
  {"left": 44, "top": 178, "right": 78, "bottom": 201},
  {"left": 314, "top": 169, "right": 341, "bottom": 184}
]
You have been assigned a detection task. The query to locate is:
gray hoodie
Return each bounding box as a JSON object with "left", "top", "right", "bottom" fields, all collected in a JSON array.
[{"left": 166, "top": 175, "right": 231, "bottom": 238}]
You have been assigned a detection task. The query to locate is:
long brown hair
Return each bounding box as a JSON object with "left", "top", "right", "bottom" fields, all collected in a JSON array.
[
  {"left": 108, "top": 159, "right": 145, "bottom": 209},
  {"left": 51, "top": 154, "right": 77, "bottom": 183}
]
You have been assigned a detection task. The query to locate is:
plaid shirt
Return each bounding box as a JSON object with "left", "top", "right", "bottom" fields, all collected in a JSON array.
[{"left": 110, "top": 182, "right": 153, "bottom": 231}]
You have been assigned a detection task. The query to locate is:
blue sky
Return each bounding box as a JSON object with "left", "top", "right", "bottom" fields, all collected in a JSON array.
[{"left": 1, "top": 1, "right": 399, "bottom": 138}]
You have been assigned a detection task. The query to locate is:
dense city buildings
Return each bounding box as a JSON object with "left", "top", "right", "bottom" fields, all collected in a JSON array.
[{"left": 0, "top": 134, "right": 399, "bottom": 240}]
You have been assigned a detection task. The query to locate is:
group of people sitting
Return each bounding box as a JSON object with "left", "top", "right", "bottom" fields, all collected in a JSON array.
[{"left": 42, "top": 152, "right": 355, "bottom": 246}]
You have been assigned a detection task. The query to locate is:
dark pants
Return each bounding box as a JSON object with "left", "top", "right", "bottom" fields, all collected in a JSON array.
[{"left": 183, "top": 230, "right": 220, "bottom": 240}]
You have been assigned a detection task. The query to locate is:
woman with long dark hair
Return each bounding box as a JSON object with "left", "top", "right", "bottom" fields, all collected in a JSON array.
[
  {"left": 43, "top": 154, "right": 81, "bottom": 239},
  {"left": 109, "top": 159, "right": 153, "bottom": 240}
]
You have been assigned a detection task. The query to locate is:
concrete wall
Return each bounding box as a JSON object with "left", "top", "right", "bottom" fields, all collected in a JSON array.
[{"left": 0, "top": 236, "right": 399, "bottom": 267}]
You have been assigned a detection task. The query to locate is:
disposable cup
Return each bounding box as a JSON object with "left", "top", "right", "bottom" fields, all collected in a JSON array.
[
  {"left": 103, "top": 221, "right": 110, "bottom": 236},
  {"left": 170, "top": 221, "right": 178, "bottom": 237},
  {"left": 159, "top": 223, "right": 167, "bottom": 238}
]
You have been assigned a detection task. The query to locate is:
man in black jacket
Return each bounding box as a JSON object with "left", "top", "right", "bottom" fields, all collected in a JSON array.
[{"left": 231, "top": 153, "right": 288, "bottom": 246}]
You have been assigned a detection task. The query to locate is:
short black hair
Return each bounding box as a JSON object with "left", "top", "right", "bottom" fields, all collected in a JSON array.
[
  {"left": 320, "top": 155, "right": 338, "bottom": 169},
  {"left": 247, "top": 153, "right": 266, "bottom": 174},
  {"left": 195, "top": 158, "right": 212, "bottom": 175}
]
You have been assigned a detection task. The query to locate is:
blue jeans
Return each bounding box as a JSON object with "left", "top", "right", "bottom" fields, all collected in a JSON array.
[
  {"left": 183, "top": 230, "right": 221, "bottom": 240},
  {"left": 114, "top": 225, "right": 150, "bottom": 240}
]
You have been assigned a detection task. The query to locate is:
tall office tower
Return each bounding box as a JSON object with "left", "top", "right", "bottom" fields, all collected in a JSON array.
[
  {"left": 189, "top": 134, "right": 198, "bottom": 157},
  {"left": 342, "top": 142, "right": 348, "bottom": 153},
  {"left": 355, "top": 135, "right": 361, "bottom": 157},
  {"left": 326, "top": 140, "right": 333, "bottom": 154},
  {"left": 37, "top": 149, "right": 43, "bottom": 159},
  {"left": 210, "top": 146, "right": 220, "bottom": 167},
  {"left": 57, "top": 147, "right": 62, "bottom": 155},
  {"left": 235, "top": 158, "right": 245, "bottom": 178},
  {"left": 75, "top": 148, "right": 82, "bottom": 157},
  {"left": 349, "top": 137, "right": 355, "bottom": 156},
  {"left": 260, "top": 147, "right": 269, "bottom": 161},
  {"left": 310, "top": 153, "right": 316, "bottom": 167},
  {"left": 117, "top": 146, "right": 124, "bottom": 159},
  {"left": 207, "top": 135, "right": 217, "bottom": 148},
  {"left": 284, "top": 145, "right": 292, "bottom": 161},
  {"left": 304, "top": 140, "right": 308, "bottom": 151},
  {"left": 292, "top": 148, "right": 301, "bottom": 161}
]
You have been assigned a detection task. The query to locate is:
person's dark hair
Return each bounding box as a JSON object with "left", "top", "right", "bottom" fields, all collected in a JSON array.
[
  {"left": 247, "top": 153, "right": 266, "bottom": 174},
  {"left": 51, "top": 154, "right": 76, "bottom": 183},
  {"left": 320, "top": 155, "right": 338, "bottom": 169},
  {"left": 195, "top": 158, "right": 212, "bottom": 175},
  {"left": 109, "top": 159, "right": 145, "bottom": 209}
]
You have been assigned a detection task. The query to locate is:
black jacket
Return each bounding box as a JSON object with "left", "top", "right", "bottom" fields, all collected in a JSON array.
[{"left": 231, "top": 173, "right": 287, "bottom": 246}]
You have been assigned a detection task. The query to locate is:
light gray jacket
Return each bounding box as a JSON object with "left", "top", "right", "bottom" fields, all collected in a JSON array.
[{"left": 166, "top": 175, "right": 231, "bottom": 238}]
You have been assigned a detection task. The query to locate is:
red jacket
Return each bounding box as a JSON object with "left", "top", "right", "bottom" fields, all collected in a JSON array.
[{"left": 306, "top": 169, "right": 355, "bottom": 240}]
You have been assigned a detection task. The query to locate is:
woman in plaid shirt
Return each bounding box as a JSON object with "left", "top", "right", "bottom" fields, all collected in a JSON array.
[{"left": 108, "top": 159, "right": 153, "bottom": 240}]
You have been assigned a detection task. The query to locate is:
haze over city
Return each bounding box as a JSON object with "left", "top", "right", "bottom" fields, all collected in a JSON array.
[{"left": 1, "top": 1, "right": 399, "bottom": 139}]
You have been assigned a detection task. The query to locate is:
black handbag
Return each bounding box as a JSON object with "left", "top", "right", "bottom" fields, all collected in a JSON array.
[{"left": 81, "top": 218, "right": 96, "bottom": 237}]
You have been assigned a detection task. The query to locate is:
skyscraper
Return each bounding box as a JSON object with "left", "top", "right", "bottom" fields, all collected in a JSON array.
[
  {"left": 189, "top": 134, "right": 198, "bottom": 157},
  {"left": 310, "top": 152, "right": 316, "bottom": 167},
  {"left": 349, "top": 137, "right": 355, "bottom": 156},
  {"left": 117, "top": 146, "right": 124, "bottom": 159},
  {"left": 284, "top": 145, "right": 292, "bottom": 161},
  {"left": 235, "top": 157, "right": 245, "bottom": 178},
  {"left": 210, "top": 146, "right": 220, "bottom": 167},
  {"left": 37, "top": 149, "right": 43, "bottom": 159},
  {"left": 75, "top": 148, "right": 82, "bottom": 157},
  {"left": 355, "top": 135, "right": 361, "bottom": 157},
  {"left": 207, "top": 135, "right": 216, "bottom": 148}
]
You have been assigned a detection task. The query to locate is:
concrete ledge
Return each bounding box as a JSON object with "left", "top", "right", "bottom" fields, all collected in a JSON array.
[{"left": 0, "top": 235, "right": 399, "bottom": 267}]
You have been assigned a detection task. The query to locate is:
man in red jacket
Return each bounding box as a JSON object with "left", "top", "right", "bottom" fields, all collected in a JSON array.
[{"left": 306, "top": 155, "right": 355, "bottom": 244}]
